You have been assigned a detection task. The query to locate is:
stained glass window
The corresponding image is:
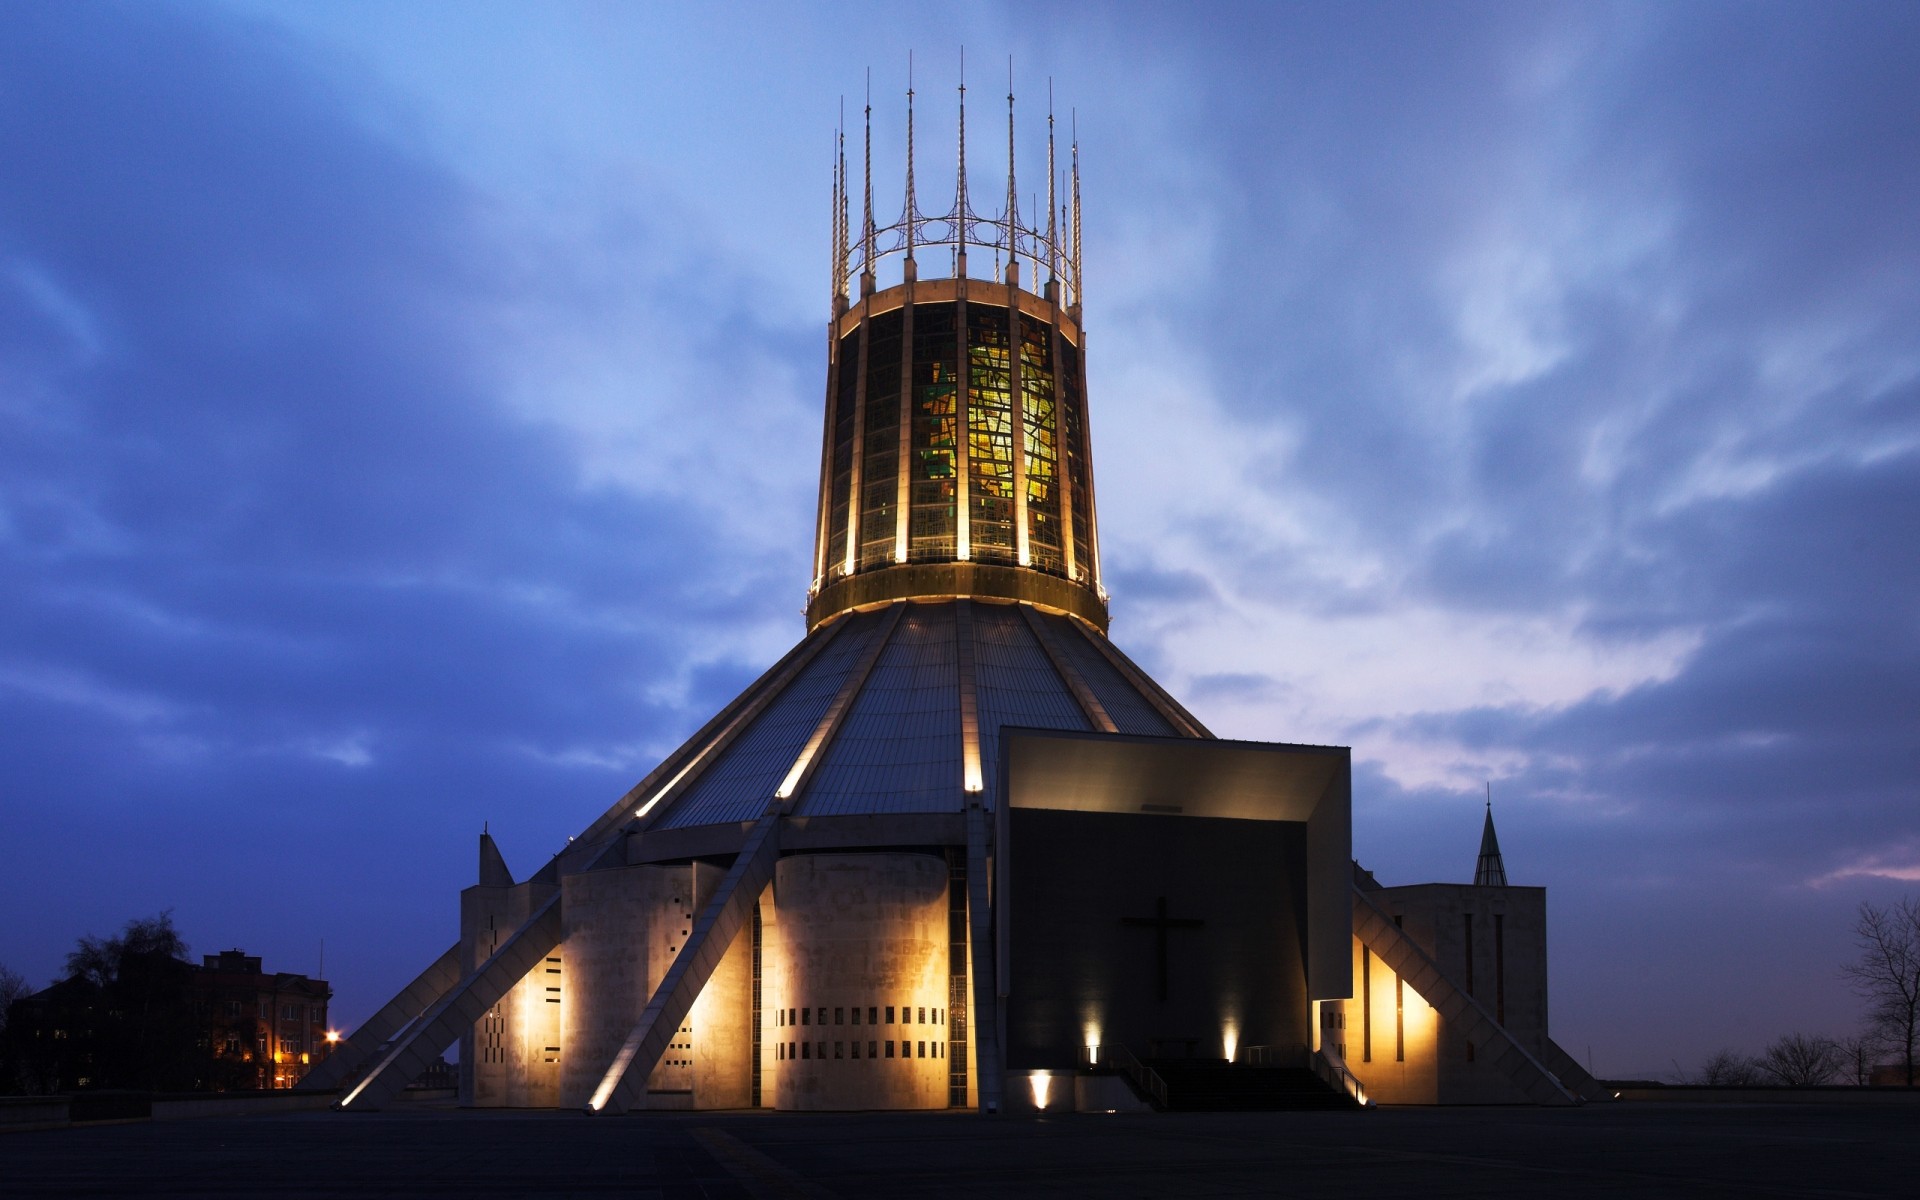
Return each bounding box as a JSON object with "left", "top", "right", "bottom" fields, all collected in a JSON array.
[
  {"left": 1019, "top": 313, "right": 1064, "bottom": 576},
  {"left": 966, "top": 304, "right": 1016, "bottom": 565},
  {"left": 909, "top": 303, "right": 958, "bottom": 560},
  {"left": 825, "top": 327, "right": 861, "bottom": 575},
  {"left": 858, "top": 309, "right": 904, "bottom": 569},
  {"left": 1058, "top": 334, "right": 1092, "bottom": 580}
]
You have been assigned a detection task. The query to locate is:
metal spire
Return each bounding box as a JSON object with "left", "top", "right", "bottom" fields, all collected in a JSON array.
[
  {"left": 829, "top": 126, "right": 840, "bottom": 307},
  {"left": 1069, "top": 109, "right": 1082, "bottom": 309},
  {"left": 839, "top": 118, "right": 850, "bottom": 301},
  {"left": 862, "top": 71, "right": 875, "bottom": 293},
  {"left": 1046, "top": 80, "right": 1058, "bottom": 289},
  {"left": 1475, "top": 785, "right": 1509, "bottom": 887},
  {"left": 1006, "top": 57, "right": 1018, "bottom": 283},
  {"left": 904, "top": 52, "right": 916, "bottom": 263},
  {"left": 955, "top": 47, "right": 968, "bottom": 274}
]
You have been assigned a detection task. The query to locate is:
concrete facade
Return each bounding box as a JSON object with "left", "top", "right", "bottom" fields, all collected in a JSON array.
[
  {"left": 1327, "top": 883, "right": 1552, "bottom": 1105},
  {"left": 459, "top": 878, "right": 562, "bottom": 1109},
  {"left": 552, "top": 863, "right": 693, "bottom": 1109},
  {"left": 771, "top": 853, "right": 950, "bottom": 1110}
]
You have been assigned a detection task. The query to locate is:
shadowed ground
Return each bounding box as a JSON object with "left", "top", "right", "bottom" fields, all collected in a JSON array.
[{"left": 0, "top": 1103, "right": 1910, "bottom": 1198}]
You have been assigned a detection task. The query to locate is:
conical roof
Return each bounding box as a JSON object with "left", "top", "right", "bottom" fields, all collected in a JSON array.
[
  {"left": 1475, "top": 802, "right": 1509, "bottom": 887},
  {"left": 633, "top": 598, "right": 1207, "bottom": 835}
]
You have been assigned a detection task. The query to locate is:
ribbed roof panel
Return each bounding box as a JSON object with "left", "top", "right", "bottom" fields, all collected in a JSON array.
[
  {"left": 635, "top": 600, "right": 1202, "bottom": 833},
  {"left": 653, "top": 608, "right": 886, "bottom": 830},
  {"left": 970, "top": 601, "right": 1092, "bottom": 802},
  {"left": 796, "top": 603, "right": 964, "bottom": 816},
  {"left": 1042, "top": 612, "right": 1181, "bottom": 738}
]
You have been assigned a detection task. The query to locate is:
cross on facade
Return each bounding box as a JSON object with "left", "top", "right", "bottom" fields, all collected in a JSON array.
[{"left": 1120, "top": 895, "right": 1205, "bottom": 1002}]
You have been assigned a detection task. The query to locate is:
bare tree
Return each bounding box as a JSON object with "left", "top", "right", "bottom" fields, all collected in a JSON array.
[
  {"left": 0, "top": 963, "right": 29, "bottom": 1033},
  {"left": 1842, "top": 896, "right": 1920, "bottom": 1086},
  {"left": 66, "top": 912, "right": 189, "bottom": 987},
  {"left": 1836, "top": 1032, "right": 1884, "bottom": 1087},
  {"left": 1757, "top": 1033, "right": 1844, "bottom": 1086},
  {"left": 1694, "top": 1048, "right": 1764, "bottom": 1085}
]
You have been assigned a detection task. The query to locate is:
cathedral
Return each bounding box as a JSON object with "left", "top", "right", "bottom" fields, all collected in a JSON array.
[{"left": 305, "top": 79, "right": 1604, "bottom": 1114}]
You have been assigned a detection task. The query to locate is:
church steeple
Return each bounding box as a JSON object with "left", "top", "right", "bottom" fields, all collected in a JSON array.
[{"left": 1475, "top": 791, "right": 1509, "bottom": 887}]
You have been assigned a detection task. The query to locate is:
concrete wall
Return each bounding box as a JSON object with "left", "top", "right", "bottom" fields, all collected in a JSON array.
[
  {"left": 555, "top": 862, "right": 690, "bottom": 1109},
  {"left": 1003, "top": 809, "right": 1312, "bottom": 1070},
  {"left": 758, "top": 880, "right": 782, "bottom": 1108},
  {"left": 1337, "top": 935, "right": 1439, "bottom": 1104},
  {"left": 690, "top": 860, "right": 755, "bottom": 1109},
  {"left": 1339, "top": 884, "right": 1550, "bottom": 1105},
  {"left": 460, "top": 879, "right": 562, "bottom": 1108},
  {"left": 771, "top": 852, "right": 950, "bottom": 1110}
]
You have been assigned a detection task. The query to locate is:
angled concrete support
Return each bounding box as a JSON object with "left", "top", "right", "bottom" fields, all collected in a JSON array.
[
  {"left": 586, "top": 809, "right": 782, "bottom": 1114},
  {"left": 337, "top": 892, "right": 564, "bottom": 1111},
  {"left": 965, "top": 799, "right": 1004, "bottom": 1114},
  {"left": 1352, "top": 885, "right": 1577, "bottom": 1106},
  {"left": 1544, "top": 1038, "right": 1610, "bottom": 1101},
  {"left": 297, "top": 943, "right": 462, "bottom": 1094}
]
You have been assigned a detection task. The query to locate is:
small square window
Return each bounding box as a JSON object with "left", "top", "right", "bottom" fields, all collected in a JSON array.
[
  {"left": 885, "top": 1006, "right": 895, "bottom": 1024},
  {"left": 918, "top": 1007, "right": 926, "bottom": 1024},
  {"left": 834, "top": 1042, "right": 844, "bottom": 1059},
  {"left": 885, "top": 1041, "right": 894, "bottom": 1058},
  {"left": 818, "top": 1008, "right": 827, "bottom": 1026},
  {"left": 851, "top": 1008, "right": 861, "bottom": 1026},
  {"left": 788, "top": 1008, "right": 796, "bottom": 1025},
  {"left": 868, "top": 1040, "right": 877, "bottom": 1059},
  {"left": 918, "top": 1041, "right": 926, "bottom": 1058},
  {"left": 868, "top": 1006, "right": 878, "bottom": 1024},
  {"left": 801, "top": 1009, "right": 810, "bottom": 1026},
  {"left": 835, "top": 1007, "right": 844, "bottom": 1025},
  {"left": 802, "top": 1043, "right": 811, "bottom": 1060},
  {"left": 851, "top": 1041, "right": 861, "bottom": 1059}
]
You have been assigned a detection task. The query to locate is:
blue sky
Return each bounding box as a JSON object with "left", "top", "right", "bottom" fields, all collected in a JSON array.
[{"left": 1, "top": 1, "right": 1915, "bottom": 1078}]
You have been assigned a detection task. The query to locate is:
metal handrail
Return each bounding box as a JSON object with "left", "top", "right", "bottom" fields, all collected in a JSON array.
[
  {"left": 1084, "top": 1044, "right": 1167, "bottom": 1110},
  {"left": 1310, "top": 1050, "right": 1371, "bottom": 1107},
  {"left": 1244, "top": 1043, "right": 1370, "bottom": 1107},
  {"left": 1244, "top": 1043, "right": 1310, "bottom": 1068}
]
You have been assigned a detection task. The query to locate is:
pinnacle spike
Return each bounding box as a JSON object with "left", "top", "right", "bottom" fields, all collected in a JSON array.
[
  {"left": 863, "top": 69, "right": 875, "bottom": 290},
  {"left": 1006, "top": 55, "right": 1018, "bottom": 281},
  {"left": 1046, "top": 81, "right": 1057, "bottom": 284},
  {"left": 1070, "top": 110, "right": 1082, "bottom": 308},
  {"left": 905, "top": 52, "right": 917, "bottom": 258},
  {"left": 829, "top": 127, "right": 839, "bottom": 305},
  {"left": 956, "top": 46, "right": 969, "bottom": 274}
]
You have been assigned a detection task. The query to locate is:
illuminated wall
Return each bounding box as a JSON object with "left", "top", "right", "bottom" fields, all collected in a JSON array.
[
  {"left": 770, "top": 853, "right": 951, "bottom": 1110},
  {"left": 1337, "top": 884, "right": 1551, "bottom": 1106},
  {"left": 1341, "top": 936, "right": 1439, "bottom": 1105},
  {"left": 459, "top": 880, "right": 564, "bottom": 1108}
]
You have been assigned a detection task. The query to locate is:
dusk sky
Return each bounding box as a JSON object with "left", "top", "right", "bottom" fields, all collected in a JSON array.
[{"left": 3, "top": 1, "right": 1916, "bottom": 1080}]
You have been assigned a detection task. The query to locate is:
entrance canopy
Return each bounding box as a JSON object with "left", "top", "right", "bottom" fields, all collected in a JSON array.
[{"left": 1002, "top": 729, "right": 1352, "bottom": 1000}]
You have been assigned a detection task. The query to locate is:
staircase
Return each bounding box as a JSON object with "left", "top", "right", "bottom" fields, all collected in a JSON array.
[{"left": 1148, "top": 1059, "right": 1359, "bottom": 1111}]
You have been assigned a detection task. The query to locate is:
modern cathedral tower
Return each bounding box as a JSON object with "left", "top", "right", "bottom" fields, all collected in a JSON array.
[
  {"left": 807, "top": 74, "right": 1106, "bottom": 637},
  {"left": 307, "top": 73, "right": 1603, "bottom": 1115}
]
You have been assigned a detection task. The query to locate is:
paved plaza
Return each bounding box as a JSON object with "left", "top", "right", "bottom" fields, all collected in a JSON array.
[{"left": 2, "top": 1103, "right": 1912, "bottom": 1198}]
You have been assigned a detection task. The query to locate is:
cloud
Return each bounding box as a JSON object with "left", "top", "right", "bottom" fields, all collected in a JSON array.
[{"left": 0, "top": 2, "right": 825, "bottom": 1015}]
